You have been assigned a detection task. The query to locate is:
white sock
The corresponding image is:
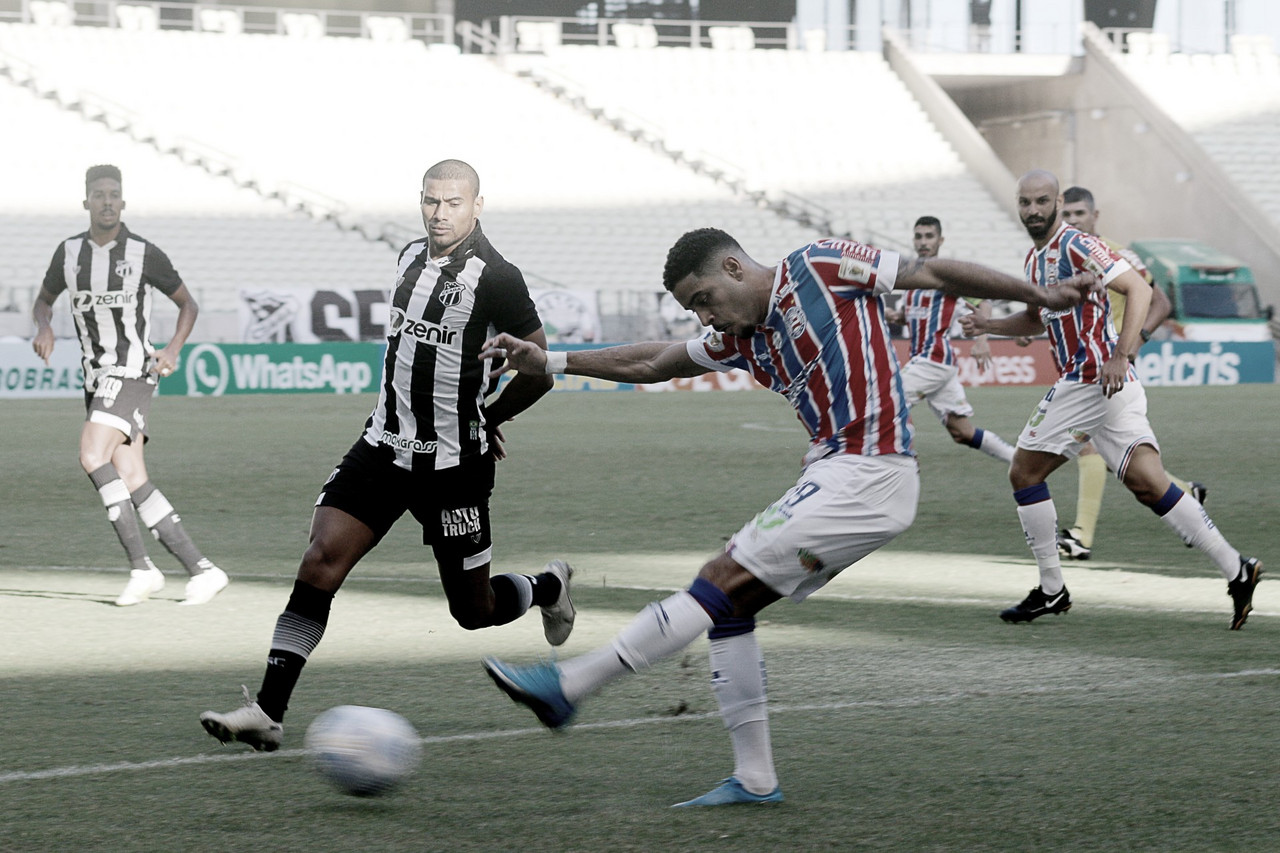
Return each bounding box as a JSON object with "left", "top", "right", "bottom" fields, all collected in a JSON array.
[
  {"left": 1158, "top": 495, "right": 1241, "bottom": 580},
  {"left": 558, "top": 591, "right": 713, "bottom": 703},
  {"left": 1017, "top": 498, "right": 1065, "bottom": 594},
  {"left": 709, "top": 633, "right": 777, "bottom": 795},
  {"left": 974, "top": 428, "right": 1015, "bottom": 463}
]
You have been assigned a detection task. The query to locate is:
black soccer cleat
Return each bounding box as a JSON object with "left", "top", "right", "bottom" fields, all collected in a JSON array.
[
  {"left": 1000, "top": 585, "right": 1072, "bottom": 623},
  {"left": 1057, "top": 529, "right": 1091, "bottom": 561},
  {"left": 1227, "top": 557, "right": 1263, "bottom": 631}
]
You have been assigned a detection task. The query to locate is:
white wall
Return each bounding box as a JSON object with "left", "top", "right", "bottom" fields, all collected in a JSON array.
[{"left": 1154, "top": 0, "right": 1280, "bottom": 54}]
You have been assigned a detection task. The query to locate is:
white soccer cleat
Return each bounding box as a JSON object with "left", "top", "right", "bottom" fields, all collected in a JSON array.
[
  {"left": 180, "top": 565, "right": 229, "bottom": 606},
  {"left": 539, "top": 559, "right": 576, "bottom": 646},
  {"left": 115, "top": 563, "right": 165, "bottom": 606},
  {"left": 200, "top": 686, "right": 283, "bottom": 752}
]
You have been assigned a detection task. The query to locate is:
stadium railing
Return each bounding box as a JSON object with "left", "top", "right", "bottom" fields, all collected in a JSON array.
[{"left": 0, "top": 0, "right": 453, "bottom": 44}]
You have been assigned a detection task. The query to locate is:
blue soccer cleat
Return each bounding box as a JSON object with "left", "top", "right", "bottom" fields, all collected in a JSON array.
[
  {"left": 671, "top": 777, "right": 784, "bottom": 808},
  {"left": 483, "top": 657, "right": 577, "bottom": 729}
]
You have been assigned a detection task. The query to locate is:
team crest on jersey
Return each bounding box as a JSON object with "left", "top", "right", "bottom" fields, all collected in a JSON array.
[
  {"left": 705, "top": 331, "right": 726, "bottom": 353},
  {"left": 784, "top": 305, "right": 807, "bottom": 339},
  {"left": 114, "top": 259, "right": 134, "bottom": 279},
  {"left": 437, "top": 280, "right": 464, "bottom": 308}
]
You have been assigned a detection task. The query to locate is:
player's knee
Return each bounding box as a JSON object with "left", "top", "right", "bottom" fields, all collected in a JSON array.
[
  {"left": 79, "top": 447, "right": 108, "bottom": 473},
  {"left": 298, "top": 541, "right": 352, "bottom": 589}
]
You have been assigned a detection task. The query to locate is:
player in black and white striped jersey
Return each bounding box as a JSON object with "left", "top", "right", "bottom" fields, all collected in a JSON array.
[
  {"left": 200, "top": 159, "right": 574, "bottom": 752},
  {"left": 31, "top": 164, "right": 228, "bottom": 607}
]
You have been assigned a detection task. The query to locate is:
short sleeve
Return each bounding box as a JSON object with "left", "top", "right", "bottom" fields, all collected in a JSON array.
[
  {"left": 479, "top": 261, "right": 542, "bottom": 340},
  {"left": 144, "top": 243, "right": 184, "bottom": 296},
  {"left": 41, "top": 242, "right": 68, "bottom": 297},
  {"left": 686, "top": 332, "right": 749, "bottom": 373},
  {"left": 1072, "top": 233, "right": 1131, "bottom": 287}
]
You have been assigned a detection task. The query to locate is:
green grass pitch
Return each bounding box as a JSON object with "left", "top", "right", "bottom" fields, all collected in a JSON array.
[{"left": 1, "top": 386, "right": 1276, "bottom": 851}]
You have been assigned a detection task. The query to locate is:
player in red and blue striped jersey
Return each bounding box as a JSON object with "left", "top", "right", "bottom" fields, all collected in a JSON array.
[
  {"left": 887, "top": 217, "right": 1015, "bottom": 464},
  {"left": 963, "top": 170, "right": 1261, "bottom": 629},
  {"left": 478, "top": 227, "right": 1088, "bottom": 807}
]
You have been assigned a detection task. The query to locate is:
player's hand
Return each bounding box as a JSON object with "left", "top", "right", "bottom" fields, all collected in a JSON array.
[
  {"left": 958, "top": 314, "right": 987, "bottom": 338},
  {"left": 1014, "top": 336, "right": 1034, "bottom": 348},
  {"left": 1098, "top": 354, "right": 1128, "bottom": 398},
  {"left": 487, "top": 423, "right": 507, "bottom": 462},
  {"left": 32, "top": 327, "right": 54, "bottom": 365},
  {"left": 1042, "top": 271, "right": 1098, "bottom": 310},
  {"left": 480, "top": 333, "right": 547, "bottom": 378},
  {"left": 969, "top": 334, "right": 993, "bottom": 370},
  {"left": 149, "top": 347, "right": 179, "bottom": 378}
]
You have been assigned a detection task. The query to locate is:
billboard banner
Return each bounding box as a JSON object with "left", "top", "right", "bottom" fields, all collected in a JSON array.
[
  {"left": 239, "top": 288, "right": 389, "bottom": 343},
  {"left": 237, "top": 286, "right": 603, "bottom": 345},
  {"left": 4, "top": 338, "right": 1271, "bottom": 399},
  {"left": 0, "top": 342, "right": 85, "bottom": 398},
  {"left": 158, "top": 342, "right": 382, "bottom": 396}
]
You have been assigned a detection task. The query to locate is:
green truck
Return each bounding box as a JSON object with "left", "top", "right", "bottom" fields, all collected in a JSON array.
[{"left": 1129, "top": 239, "right": 1274, "bottom": 342}]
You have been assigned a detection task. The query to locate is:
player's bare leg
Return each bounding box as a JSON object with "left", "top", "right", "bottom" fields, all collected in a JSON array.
[{"left": 945, "top": 413, "right": 1014, "bottom": 464}]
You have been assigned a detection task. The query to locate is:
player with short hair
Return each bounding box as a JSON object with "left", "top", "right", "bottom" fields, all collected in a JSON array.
[
  {"left": 199, "top": 159, "right": 574, "bottom": 751},
  {"left": 32, "top": 164, "right": 228, "bottom": 607},
  {"left": 962, "top": 170, "right": 1261, "bottom": 628},
  {"left": 1054, "top": 186, "right": 1205, "bottom": 561},
  {"left": 886, "top": 215, "right": 1015, "bottom": 464},
  {"left": 478, "top": 227, "right": 1089, "bottom": 806}
]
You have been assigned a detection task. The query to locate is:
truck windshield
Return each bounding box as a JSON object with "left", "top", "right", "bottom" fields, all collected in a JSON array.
[{"left": 1178, "top": 283, "right": 1265, "bottom": 319}]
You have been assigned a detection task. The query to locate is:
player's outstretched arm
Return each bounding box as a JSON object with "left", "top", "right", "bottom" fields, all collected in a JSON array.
[
  {"left": 960, "top": 305, "right": 1044, "bottom": 339},
  {"left": 481, "top": 333, "right": 708, "bottom": 384},
  {"left": 896, "top": 257, "right": 1093, "bottom": 310}
]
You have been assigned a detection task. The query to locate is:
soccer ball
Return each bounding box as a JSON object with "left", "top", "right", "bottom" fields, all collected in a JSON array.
[{"left": 304, "top": 705, "right": 422, "bottom": 796}]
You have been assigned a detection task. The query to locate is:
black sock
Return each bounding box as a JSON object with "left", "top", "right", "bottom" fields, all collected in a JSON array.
[
  {"left": 488, "top": 574, "right": 527, "bottom": 626},
  {"left": 530, "top": 571, "right": 562, "bottom": 608},
  {"left": 256, "top": 580, "right": 334, "bottom": 723}
]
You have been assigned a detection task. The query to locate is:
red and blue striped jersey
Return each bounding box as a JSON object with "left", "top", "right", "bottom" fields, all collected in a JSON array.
[
  {"left": 902, "top": 289, "right": 966, "bottom": 365},
  {"left": 1024, "top": 222, "right": 1132, "bottom": 383},
  {"left": 686, "top": 238, "right": 914, "bottom": 460}
]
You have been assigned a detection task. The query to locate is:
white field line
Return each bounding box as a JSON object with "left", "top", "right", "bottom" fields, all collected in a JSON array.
[{"left": 3, "top": 667, "right": 1277, "bottom": 786}]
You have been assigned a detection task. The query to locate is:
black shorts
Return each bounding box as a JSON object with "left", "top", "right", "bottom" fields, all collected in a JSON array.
[
  {"left": 316, "top": 438, "right": 496, "bottom": 565},
  {"left": 83, "top": 375, "right": 157, "bottom": 444}
]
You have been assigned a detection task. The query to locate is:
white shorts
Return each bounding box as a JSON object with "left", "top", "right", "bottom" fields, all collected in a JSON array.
[
  {"left": 899, "top": 357, "right": 974, "bottom": 425},
  {"left": 726, "top": 453, "right": 920, "bottom": 602},
  {"left": 1017, "top": 378, "right": 1159, "bottom": 477}
]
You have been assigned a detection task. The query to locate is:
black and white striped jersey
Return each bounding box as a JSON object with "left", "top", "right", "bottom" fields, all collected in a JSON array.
[
  {"left": 362, "top": 222, "right": 541, "bottom": 472},
  {"left": 41, "top": 223, "right": 183, "bottom": 392}
]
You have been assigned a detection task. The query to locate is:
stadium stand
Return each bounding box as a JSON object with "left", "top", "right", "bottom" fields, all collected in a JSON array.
[
  {"left": 511, "top": 46, "right": 1031, "bottom": 277},
  {"left": 0, "top": 14, "right": 1083, "bottom": 341},
  {"left": 0, "top": 75, "right": 394, "bottom": 340},
  {"left": 0, "top": 21, "right": 815, "bottom": 310},
  {"left": 1114, "top": 33, "right": 1280, "bottom": 229}
]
